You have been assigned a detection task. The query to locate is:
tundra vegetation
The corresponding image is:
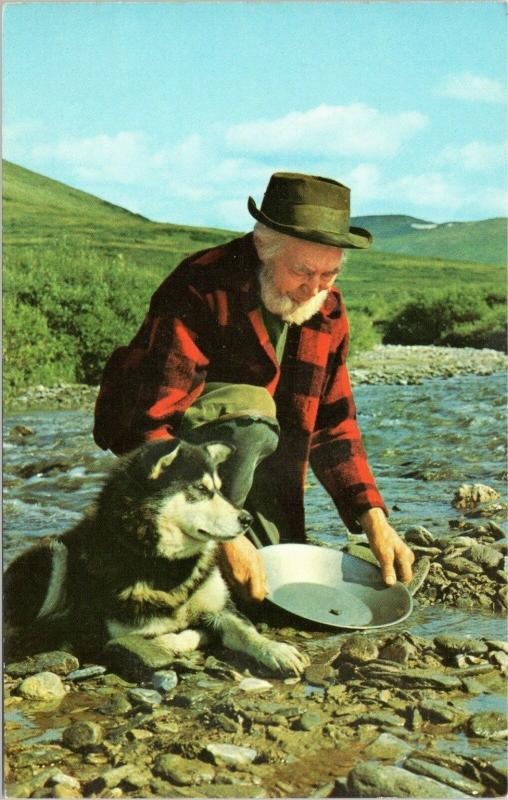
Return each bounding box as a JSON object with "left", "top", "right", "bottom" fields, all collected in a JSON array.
[{"left": 3, "top": 160, "right": 506, "bottom": 397}]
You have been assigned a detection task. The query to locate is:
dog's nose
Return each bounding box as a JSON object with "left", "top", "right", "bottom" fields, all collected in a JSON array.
[{"left": 239, "top": 511, "right": 253, "bottom": 529}]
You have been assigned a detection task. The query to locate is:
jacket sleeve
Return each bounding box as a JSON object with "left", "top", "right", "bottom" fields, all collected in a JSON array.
[
  {"left": 309, "top": 303, "right": 388, "bottom": 532},
  {"left": 93, "top": 275, "right": 211, "bottom": 455}
]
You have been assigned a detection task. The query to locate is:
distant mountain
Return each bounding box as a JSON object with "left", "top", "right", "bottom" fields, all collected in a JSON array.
[
  {"left": 3, "top": 160, "right": 505, "bottom": 267},
  {"left": 352, "top": 213, "right": 506, "bottom": 265}
]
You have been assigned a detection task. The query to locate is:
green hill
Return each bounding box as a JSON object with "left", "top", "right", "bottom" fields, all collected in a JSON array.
[
  {"left": 3, "top": 160, "right": 239, "bottom": 272},
  {"left": 3, "top": 160, "right": 506, "bottom": 396},
  {"left": 352, "top": 213, "right": 506, "bottom": 265}
]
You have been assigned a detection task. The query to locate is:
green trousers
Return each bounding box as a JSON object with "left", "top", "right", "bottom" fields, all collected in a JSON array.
[{"left": 179, "top": 383, "right": 291, "bottom": 547}]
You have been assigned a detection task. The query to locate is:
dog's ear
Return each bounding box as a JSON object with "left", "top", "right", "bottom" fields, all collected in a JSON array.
[
  {"left": 148, "top": 444, "right": 181, "bottom": 480},
  {"left": 205, "top": 442, "right": 235, "bottom": 466}
]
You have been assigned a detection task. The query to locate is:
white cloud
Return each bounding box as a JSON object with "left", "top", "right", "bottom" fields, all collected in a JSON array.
[
  {"left": 225, "top": 103, "right": 427, "bottom": 158},
  {"left": 436, "top": 72, "right": 505, "bottom": 104},
  {"left": 389, "top": 172, "right": 462, "bottom": 209},
  {"left": 437, "top": 140, "right": 507, "bottom": 172},
  {"left": 31, "top": 131, "right": 158, "bottom": 184}
]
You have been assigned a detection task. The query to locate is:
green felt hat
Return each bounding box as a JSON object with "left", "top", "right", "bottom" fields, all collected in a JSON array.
[{"left": 248, "top": 172, "right": 372, "bottom": 249}]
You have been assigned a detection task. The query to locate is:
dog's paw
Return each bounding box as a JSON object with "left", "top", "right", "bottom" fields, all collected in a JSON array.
[{"left": 257, "top": 640, "right": 310, "bottom": 675}]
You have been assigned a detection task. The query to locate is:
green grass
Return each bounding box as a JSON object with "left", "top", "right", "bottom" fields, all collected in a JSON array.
[{"left": 3, "top": 159, "right": 507, "bottom": 396}]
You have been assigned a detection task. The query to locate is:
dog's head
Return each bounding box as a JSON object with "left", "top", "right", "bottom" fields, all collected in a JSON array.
[{"left": 102, "top": 439, "right": 252, "bottom": 559}]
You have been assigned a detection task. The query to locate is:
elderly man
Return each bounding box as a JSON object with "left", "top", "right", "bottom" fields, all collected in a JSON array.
[{"left": 94, "top": 172, "right": 414, "bottom": 601}]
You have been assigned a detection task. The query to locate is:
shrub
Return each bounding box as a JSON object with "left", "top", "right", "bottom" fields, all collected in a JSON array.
[{"left": 383, "top": 289, "right": 506, "bottom": 350}]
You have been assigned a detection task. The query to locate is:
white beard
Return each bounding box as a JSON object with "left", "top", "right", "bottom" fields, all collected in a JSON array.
[{"left": 259, "top": 263, "right": 329, "bottom": 325}]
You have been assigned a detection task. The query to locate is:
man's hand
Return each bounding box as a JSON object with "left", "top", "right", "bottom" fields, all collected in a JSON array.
[
  {"left": 359, "top": 508, "right": 414, "bottom": 586},
  {"left": 217, "top": 535, "right": 268, "bottom": 602}
]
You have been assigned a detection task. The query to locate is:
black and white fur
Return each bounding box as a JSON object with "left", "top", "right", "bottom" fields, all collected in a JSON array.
[{"left": 4, "top": 439, "right": 308, "bottom": 674}]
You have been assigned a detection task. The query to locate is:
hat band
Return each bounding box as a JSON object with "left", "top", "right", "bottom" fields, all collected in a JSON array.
[{"left": 260, "top": 199, "right": 350, "bottom": 234}]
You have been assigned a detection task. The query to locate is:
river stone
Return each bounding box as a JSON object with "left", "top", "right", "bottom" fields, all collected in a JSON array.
[
  {"left": 205, "top": 743, "right": 258, "bottom": 767},
  {"left": 497, "top": 585, "right": 508, "bottom": 607},
  {"left": 347, "top": 762, "right": 470, "bottom": 798},
  {"left": 440, "top": 556, "right": 483, "bottom": 575},
  {"left": 152, "top": 669, "right": 178, "bottom": 693},
  {"left": 47, "top": 771, "right": 81, "bottom": 791},
  {"left": 464, "top": 544, "right": 503, "bottom": 570},
  {"left": 97, "top": 693, "right": 132, "bottom": 715},
  {"left": 468, "top": 711, "right": 508, "bottom": 739},
  {"left": 355, "top": 710, "right": 406, "bottom": 728},
  {"left": 404, "top": 526, "right": 435, "bottom": 546},
  {"left": 85, "top": 764, "right": 151, "bottom": 793},
  {"left": 19, "top": 671, "right": 67, "bottom": 701},
  {"left": 378, "top": 638, "right": 414, "bottom": 665},
  {"left": 297, "top": 711, "right": 323, "bottom": 731},
  {"left": 154, "top": 754, "right": 215, "bottom": 785},
  {"left": 364, "top": 732, "right": 412, "bottom": 760},
  {"left": 239, "top": 677, "right": 273, "bottom": 693},
  {"left": 407, "top": 556, "right": 431, "bottom": 596},
  {"left": 7, "top": 651, "right": 79, "bottom": 678},
  {"left": 453, "top": 484, "right": 499, "bottom": 508},
  {"left": 433, "top": 635, "right": 488, "bottom": 656},
  {"left": 403, "top": 757, "right": 485, "bottom": 795},
  {"left": 66, "top": 665, "right": 106, "bottom": 681},
  {"left": 128, "top": 687, "right": 162, "bottom": 708},
  {"left": 419, "top": 699, "right": 463, "bottom": 724},
  {"left": 340, "top": 635, "right": 379, "bottom": 663},
  {"left": 104, "top": 635, "right": 174, "bottom": 680},
  {"left": 486, "top": 639, "right": 508, "bottom": 655},
  {"left": 62, "top": 721, "right": 103, "bottom": 750}
]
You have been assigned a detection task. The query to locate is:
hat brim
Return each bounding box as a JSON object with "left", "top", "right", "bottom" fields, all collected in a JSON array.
[{"left": 247, "top": 197, "right": 372, "bottom": 250}]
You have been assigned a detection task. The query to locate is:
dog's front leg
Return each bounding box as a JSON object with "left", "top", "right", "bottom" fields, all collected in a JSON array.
[
  {"left": 204, "top": 609, "right": 309, "bottom": 675},
  {"left": 154, "top": 628, "right": 209, "bottom": 655}
]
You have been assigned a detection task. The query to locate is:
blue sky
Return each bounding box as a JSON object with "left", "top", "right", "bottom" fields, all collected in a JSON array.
[{"left": 4, "top": 1, "right": 507, "bottom": 228}]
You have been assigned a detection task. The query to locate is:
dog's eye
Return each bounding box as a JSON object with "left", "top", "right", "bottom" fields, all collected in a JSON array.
[{"left": 197, "top": 483, "right": 214, "bottom": 497}]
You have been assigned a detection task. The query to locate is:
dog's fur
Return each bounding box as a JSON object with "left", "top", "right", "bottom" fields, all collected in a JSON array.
[{"left": 4, "top": 439, "right": 308, "bottom": 674}]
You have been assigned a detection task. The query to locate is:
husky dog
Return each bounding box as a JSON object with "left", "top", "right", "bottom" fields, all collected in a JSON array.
[{"left": 4, "top": 439, "right": 308, "bottom": 674}]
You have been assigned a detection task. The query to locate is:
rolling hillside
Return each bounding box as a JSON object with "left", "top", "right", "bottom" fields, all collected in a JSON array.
[{"left": 353, "top": 213, "right": 506, "bottom": 265}]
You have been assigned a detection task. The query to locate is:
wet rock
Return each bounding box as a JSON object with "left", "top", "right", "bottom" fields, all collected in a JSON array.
[
  {"left": 355, "top": 710, "right": 406, "bottom": 728},
  {"left": 464, "top": 544, "right": 504, "bottom": 571},
  {"left": 296, "top": 711, "right": 323, "bottom": 731},
  {"left": 66, "top": 665, "right": 106, "bottom": 681},
  {"left": 304, "top": 663, "right": 335, "bottom": 686},
  {"left": 104, "top": 635, "right": 174, "bottom": 680},
  {"left": 151, "top": 669, "right": 178, "bottom": 693},
  {"left": 468, "top": 711, "right": 507, "bottom": 739},
  {"left": 15, "top": 746, "right": 69, "bottom": 768},
  {"left": 154, "top": 753, "right": 215, "bottom": 785},
  {"left": 7, "top": 651, "right": 79, "bottom": 678},
  {"left": 85, "top": 764, "right": 152, "bottom": 793},
  {"left": 403, "top": 757, "right": 485, "bottom": 795},
  {"left": 19, "top": 671, "right": 67, "bottom": 701},
  {"left": 11, "top": 424, "right": 35, "bottom": 437},
  {"left": 407, "top": 557, "right": 431, "bottom": 596},
  {"left": 205, "top": 743, "right": 258, "bottom": 767},
  {"left": 128, "top": 687, "right": 163, "bottom": 709},
  {"left": 97, "top": 693, "right": 132, "bottom": 716},
  {"left": 434, "top": 635, "right": 488, "bottom": 657},
  {"left": 62, "top": 721, "right": 103, "bottom": 751},
  {"left": 404, "top": 526, "right": 435, "bottom": 547},
  {"left": 486, "top": 639, "right": 508, "bottom": 655},
  {"left": 339, "top": 635, "right": 379, "bottom": 664},
  {"left": 239, "top": 677, "right": 273, "bottom": 693},
  {"left": 378, "top": 637, "right": 415, "bottom": 665},
  {"left": 364, "top": 732, "right": 412, "bottom": 760},
  {"left": 440, "top": 556, "right": 483, "bottom": 575},
  {"left": 419, "top": 699, "right": 464, "bottom": 725},
  {"left": 453, "top": 484, "right": 500, "bottom": 509},
  {"left": 347, "top": 761, "right": 470, "bottom": 798}
]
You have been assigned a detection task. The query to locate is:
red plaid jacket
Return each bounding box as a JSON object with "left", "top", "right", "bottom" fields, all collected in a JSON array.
[{"left": 94, "top": 234, "right": 387, "bottom": 536}]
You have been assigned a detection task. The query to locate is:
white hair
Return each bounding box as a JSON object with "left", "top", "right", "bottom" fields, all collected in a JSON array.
[{"left": 253, "top": 222, "right": 347, "bottom": 270}]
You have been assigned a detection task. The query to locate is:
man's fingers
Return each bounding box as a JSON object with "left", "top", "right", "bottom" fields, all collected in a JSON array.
[
  {"left": 396, "top": 545, "right": 415, "bottom": 584},
  {"left": 248, "top": 552, "right": 269, "bottom": 601}
]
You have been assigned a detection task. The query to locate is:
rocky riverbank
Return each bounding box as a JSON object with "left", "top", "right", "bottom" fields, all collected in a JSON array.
[
  {"left": 4, "top": 492, "right": 508, "bottom": 799},
  {"left": 4, "top": 624, "right": 507, "bottom": 799},
  {"left": 5, "top": 345, "right": 507, "bottom": 412}
]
